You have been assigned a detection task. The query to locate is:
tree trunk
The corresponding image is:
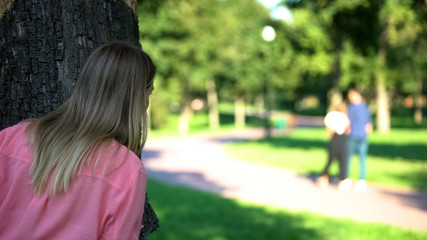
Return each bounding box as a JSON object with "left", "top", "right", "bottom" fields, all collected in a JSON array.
[
  {"left": 376, "top": 43, "right": 390, "bottom": 133},
  {"left": 0, "top": 0, "right": 158, "bottom": 238},
  {"left": 0, "top": 0, "right": 142, "bottom": 129},
  {"left": 327, "top": 35, "right": 343, "bottom": 112},
  {"left": 206, "top": 79, "right": 220, "bottom": 130},
  {"left": 414, "top": 73, "right": 423, "bottom": 125},
  {"left": 255, "top": 95, "right": 264, "bottom": 115},
  {"left": 235, "top": 96, "right": 245, "bottom": 129},
  {"left": 179, "top": 100, "right": 193, "bottom": 134}
]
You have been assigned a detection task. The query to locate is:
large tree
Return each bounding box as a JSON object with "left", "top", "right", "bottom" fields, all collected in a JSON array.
[{"left": 0, "top": 0, "right": 158, "bottom": 238}]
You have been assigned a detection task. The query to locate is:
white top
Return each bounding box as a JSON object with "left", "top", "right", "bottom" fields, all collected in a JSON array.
[{"left": 324, "top": 111, "right": 349, "bottom": 135}]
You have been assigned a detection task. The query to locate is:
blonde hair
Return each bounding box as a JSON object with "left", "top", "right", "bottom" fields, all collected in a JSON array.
[
  {"left": 332, "top": 102, "right": 347, "bottom": 114},
  {"left": 26, "top": 42, "right": 156, "bottom": 195}
]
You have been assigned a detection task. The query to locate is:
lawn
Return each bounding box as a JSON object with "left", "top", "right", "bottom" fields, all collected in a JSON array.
[
  {"left": 224, "top": 128, "right": 427, "bottom": 191},
  {"left": 146, "top": 179, "right": 427, "bottom": 240},
  {"left": 149, "top": 112, "right": 427, "bottom": 190}
]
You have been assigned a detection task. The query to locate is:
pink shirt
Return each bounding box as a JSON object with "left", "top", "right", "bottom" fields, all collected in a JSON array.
[{"left": 0, "top": 123, "right": 146, "bottom": 240}]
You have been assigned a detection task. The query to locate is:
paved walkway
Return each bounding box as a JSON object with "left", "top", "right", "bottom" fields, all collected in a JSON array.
[{"left": 142, "top": 129, "right": 427, "bottom": 231}]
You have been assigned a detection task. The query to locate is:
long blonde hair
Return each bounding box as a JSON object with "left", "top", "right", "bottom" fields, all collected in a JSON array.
[{"left": 26, "top": 42, "right": 156, "bottom": 195}]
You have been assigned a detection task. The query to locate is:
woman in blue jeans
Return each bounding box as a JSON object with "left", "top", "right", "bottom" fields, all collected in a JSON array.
[{"left": 342, "top": 89, "right": 373, "bottom": 192}]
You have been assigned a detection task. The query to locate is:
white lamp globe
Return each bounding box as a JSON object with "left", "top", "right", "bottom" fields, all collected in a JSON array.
[{"left": 262, "top": 26, "right": 276, "bottom": 42}]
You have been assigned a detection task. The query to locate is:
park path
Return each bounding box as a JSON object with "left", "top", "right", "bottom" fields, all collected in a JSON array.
[{"left": 142, "top": 128, "right": 427, "bottom": 231}]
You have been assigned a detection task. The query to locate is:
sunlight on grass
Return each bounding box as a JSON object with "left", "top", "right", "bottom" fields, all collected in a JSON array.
[
  {"left": 225, "top": 128, "right": 427, "bottom": 191},
  {"left": 147, "top": 179, "right": 427, "bottom": 240}
]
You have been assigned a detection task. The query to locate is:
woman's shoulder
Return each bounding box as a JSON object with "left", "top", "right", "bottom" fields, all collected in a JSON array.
[
  {"left": 0, "top": 121, "right": 33, "bottom": 160},
  {"left": 80, "top": 140, "right": 145, "bottom": 190},
  {"left": 0, "top": 121, "right": 31, "bottom": 136}
]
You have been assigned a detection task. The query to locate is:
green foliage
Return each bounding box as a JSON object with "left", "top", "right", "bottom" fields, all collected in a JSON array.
[
  {"left": 340, "top": 40, "right": 376, "bottom": 90},
  {"left": 149, "top": 87, "right": 169, "bottom": 129},
  {"left": 139, "top": 0, "right": 427, "bottom": 129},
  {"left": 283, "top": 0, "right": 427, "bottom": 111},
  {"left": 147, "top": 179, "right": 427, "bottom": 240}
]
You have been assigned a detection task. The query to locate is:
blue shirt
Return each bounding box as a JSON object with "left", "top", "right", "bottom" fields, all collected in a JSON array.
[{"left": 348, "top": 103, "right": 371, "bottom": 139}]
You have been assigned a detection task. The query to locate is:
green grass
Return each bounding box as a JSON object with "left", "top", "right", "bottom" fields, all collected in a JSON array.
[
  {"left": 148, "top": 111, "right": 427, "bottom": 190},
  {"left": 146, "top": 179, "right": 427, "bottom": 240},
  {"left": 225, "top": 128, "right": 427, "bottom": 191}
]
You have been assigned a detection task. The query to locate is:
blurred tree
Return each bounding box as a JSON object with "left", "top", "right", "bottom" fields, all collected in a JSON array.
[
  {"left": 139, "top": 0, "right": 222, "bottom": 132},
  {"left": 284, "top": 0, "right": 427, "bottom": 131},
  {"left": 405, "top": 0, "right": 426, "bottom": 124},
  {"left": 214, "top": 0, "right": 272, "bottom": 128},
  {"left": 374, "top": 0, "right": 423, "bottom": 132},
  {"left": 139, "top": 0, "right": 276, "bottom": 130},
  {"left": 0, "top": 0, "right": 158, "bottom": 238}
]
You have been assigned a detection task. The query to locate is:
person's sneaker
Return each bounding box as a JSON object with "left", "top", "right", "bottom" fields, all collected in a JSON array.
[
  {"left": 338, "top": 178, "right": 352, "bottom": 192},
  {"left": 318, "top": 175, "right": 329, "bottom": 188},
  {"left": 355, "top": 179, "right": 367, "bottom": 192}
]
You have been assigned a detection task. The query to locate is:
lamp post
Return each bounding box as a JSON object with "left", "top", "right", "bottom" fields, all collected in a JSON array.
[{"left": 262, "top": 26, "right": 276, "bottom": 138}]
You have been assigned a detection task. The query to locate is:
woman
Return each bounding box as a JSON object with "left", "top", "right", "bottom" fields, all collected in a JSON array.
[
  {"left": 0, "top": 42, "right": 155, "bottom": 239},
  {"left": 318, "top": 102, "right": 350, "bottom": 191}
]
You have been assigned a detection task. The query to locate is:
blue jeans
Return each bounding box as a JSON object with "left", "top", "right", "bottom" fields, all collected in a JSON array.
[{"left": 347, "top": 137, "right": 368, "bottom": 180}]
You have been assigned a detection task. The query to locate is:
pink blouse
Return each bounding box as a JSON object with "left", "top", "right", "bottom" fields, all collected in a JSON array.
[{"left": 0, "top": 123, "right": 146, "bottom": 239}]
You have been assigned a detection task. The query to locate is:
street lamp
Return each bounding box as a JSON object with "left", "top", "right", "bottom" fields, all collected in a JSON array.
[
  {"left": 262, "top": 26, "right": 276, "bottom": 42},
  {"left": 262, "top": 25, "right": 276, "bottom": 138}
]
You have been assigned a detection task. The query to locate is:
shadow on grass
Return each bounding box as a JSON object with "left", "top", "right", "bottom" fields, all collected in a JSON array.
[
  {"left": 235, "top": 137, "right": 427, "bottom": 162},
  {"left": 386, "top": 171, "right": 427, "bottom": 192},
  {"left": 146, "top": 179, "right": 322, "bottom": 240},
  {"left": 368, "top": 143, "right": 427, "bottom": 162}
]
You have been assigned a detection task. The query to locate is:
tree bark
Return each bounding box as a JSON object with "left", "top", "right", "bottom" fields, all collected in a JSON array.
[
  {"left": 235, "top": 96, "right": 245, "bottom": 129},
  {"left": 0, "top": 0, "right": 142, "bottom": 129},
  {"left": 206, "top": 79, "right": 220, "bottom": 130},
  {"left": 0, "top": 0, "right": 158, "bottom": 238}
]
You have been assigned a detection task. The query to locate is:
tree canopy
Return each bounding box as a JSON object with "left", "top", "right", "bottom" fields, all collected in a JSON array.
[{"left": 138, "top": 0, "right": 427, "bottom": 131}]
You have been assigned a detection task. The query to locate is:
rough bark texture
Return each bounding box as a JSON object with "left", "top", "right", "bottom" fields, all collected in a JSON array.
[
  {"left": 0, "top": 0, "right": 142, "bottom": 129},
  {"left": 0, "top": 0, "right": 158, "bottom": 238},
  {"left": 139, "top": 194, "right": 159, "bottom": 239}
]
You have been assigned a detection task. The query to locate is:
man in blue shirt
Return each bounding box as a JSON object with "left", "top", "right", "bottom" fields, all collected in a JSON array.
[{"left": 345, "top": 89, "right": 373, "bottom": 192}]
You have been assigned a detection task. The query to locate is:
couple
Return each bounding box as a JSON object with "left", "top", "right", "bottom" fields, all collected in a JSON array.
[{"left": 319, "top": 89, "right": 373, "bottom": 192}]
